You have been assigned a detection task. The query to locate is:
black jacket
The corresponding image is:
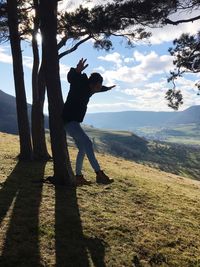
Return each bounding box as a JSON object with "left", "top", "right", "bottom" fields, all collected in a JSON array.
[{"left": 62, "top": 68, "right": 109, "bottom": 123}]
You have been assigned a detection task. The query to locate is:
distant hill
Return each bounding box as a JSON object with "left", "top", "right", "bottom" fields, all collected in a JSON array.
[
  {"left": 1, "top": 89, "right": 200, "bottom": 135},
  {"left": 168, "top": 105, "right": 200, "bottom": 124},
  {"left": 84, "top": 106, "right": 200, "bottom": 130},
  {"left": 0, "top": 89, "right": 48, "bottom": 134},
  {"left": 0, "top": 89, "right": 23, "bottom": 134}
]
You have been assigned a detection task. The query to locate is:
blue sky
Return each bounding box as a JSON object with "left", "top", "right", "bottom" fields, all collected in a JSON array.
[{"left": 0, "top": 1, "right": 200, "bottom": 115}]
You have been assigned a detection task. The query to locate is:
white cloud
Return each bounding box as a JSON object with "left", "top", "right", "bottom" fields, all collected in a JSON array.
[
  {"left": 0, "top": 46, "right": 70, "bottom": 84},
  {"left": 148, "top": 11, "right": 200, "bottom": 45},
  {"left": 116, "top": 76, "right": 200, "bottom": 112},
  {"left": 101, "top": 50, "right": 173, "bottom": 85},
  {"left": 93, "top": 66, "right": 106, "bottom": 73},
  {"left": 119, "top": 79, "right": 169, "bottom": 109},
  {"left": 59, "top": 63, "right": 70, "bottom": 81},
  {"left": 133, "top": 51, "right": 173, "bottom": 74},
  {"left": 23, "top": 56, "right": 33, "bottom": 69},
  {"left": 88, "top": 102, "right": 142, "bottom": 112},
  {"left": 98, "top": 52, "right": 123, "bottom": 68},
  {"left": 102, "top": 66, "right": 147, "bottom": 84},
  {"left": 124, "top": 57, "right": 135, "bottom": 64},
  {"left": 87, "top": 99, "right": 173, "bottom": 112},
  {"left": 88, "top": 79, "right": 174, "bottom": 112},
  {"left": 0, "top": 47, "right": 34, "bottom": 69},
  {"left": 0, "top": 47, "right": 12, "bottom": 64}
]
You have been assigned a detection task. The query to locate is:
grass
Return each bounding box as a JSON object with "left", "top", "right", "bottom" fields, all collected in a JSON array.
[{"left": 1, "top": 132, "right": 200, "bottom": 266}]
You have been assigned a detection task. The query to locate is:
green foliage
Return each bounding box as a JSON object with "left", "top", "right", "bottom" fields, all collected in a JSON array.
[
  {"left": 165, "top": 88, "right": 183, "bottom": 110},
  {"left": 166, "top": 32, "right": 200, "bottom": 109},
  {"left": 0, "top": 0, "right": 8, "bottom": 43},
  {"left": 169, "top": 33, "right": 200, "bottom": 71},
  {"left": 59, "top": 2, "right": 154, "bottom": 52},
  {"left": 0, "top": 0, "right": 34, "bottom": 42}
]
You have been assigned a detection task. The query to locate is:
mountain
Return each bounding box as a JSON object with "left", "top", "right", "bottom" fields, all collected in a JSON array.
[
  {"left": 0, "top": 89, "right": 22, "bottom": 134},
  {"left": 1, "top": 89, "right": 200, "bottom": 134},
  {"left": 84, "top": 106, "right": 200, "bottom": 130},
  {"left": 168, "top": 105, "right": 200, "bottom": 124},
  {"left": 0, "top": 89, "right": 48, "bottom": 134}
]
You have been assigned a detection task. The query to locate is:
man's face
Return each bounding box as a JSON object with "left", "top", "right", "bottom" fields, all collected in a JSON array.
[{"left": 91, "top": 82, "right": 102, "bottom": 93}]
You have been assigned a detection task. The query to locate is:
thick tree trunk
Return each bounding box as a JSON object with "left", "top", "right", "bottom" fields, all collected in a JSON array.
[
  {"left": 7, "top": 0, "right": 33, "bottom": 160},
  {"left": 31, "top": 0, "right": 50, "bottom": 160},
  {"left": 39, "top": 0, "right": 74, "bottom": 185}
]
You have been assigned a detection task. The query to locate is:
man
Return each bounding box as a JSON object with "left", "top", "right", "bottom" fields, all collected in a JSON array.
[{"left": 62, "top": 58, "right": 115, "bottom": 186}]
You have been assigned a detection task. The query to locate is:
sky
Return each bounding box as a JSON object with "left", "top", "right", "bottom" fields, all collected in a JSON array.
[{"left": 0, "top": 1, "right": 200, "bottom": 115}]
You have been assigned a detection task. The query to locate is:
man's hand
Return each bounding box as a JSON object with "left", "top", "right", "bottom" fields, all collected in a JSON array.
[
  {"left": 76, "top": 58, "right": 88, "bottom": 73},
  {"left": 107, "top": 85, "right": 116, "bottom": 90}
]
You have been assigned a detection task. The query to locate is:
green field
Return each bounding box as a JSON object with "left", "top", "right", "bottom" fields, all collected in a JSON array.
[
  {"left": 1, "top": 132, "right": 200, "bottom": 266},
  {"left": 134, "top": 123, "right": 200, "bottom": 145}
]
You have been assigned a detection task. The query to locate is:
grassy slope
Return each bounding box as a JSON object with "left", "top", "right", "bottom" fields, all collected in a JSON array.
[
  {"left": 81, "top": 126, "right": 200, "bottom": 181},
  {"left": 0, "top": 132, "right": 200, "bottom": 267}
]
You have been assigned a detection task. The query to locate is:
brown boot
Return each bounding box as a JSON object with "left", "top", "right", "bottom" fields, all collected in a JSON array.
[
  {"left": 96, "top": 170, "right": 114, "bottom": 184},
  {"left": 76, "top": 175, "right": 92, "bottom": 186}
]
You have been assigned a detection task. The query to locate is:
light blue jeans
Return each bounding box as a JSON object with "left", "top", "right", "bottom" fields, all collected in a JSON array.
[{"left": 65, "top": 121, "right": 100, "bottom": 175}]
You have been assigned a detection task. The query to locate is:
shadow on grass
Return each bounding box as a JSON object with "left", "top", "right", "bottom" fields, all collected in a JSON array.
[
  {"left": 55, "top": 185, "right": 107, "bottom": 267},
  {"left": 0, "top": 160, "right": 46, "bottom": 267},
  {"left": 0, "top": 160, "right": 107, "bottom": 266}
]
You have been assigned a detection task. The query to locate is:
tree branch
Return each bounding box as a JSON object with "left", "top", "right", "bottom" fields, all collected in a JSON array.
[
  {"left": 58, "top": 35, "right": 92, "bottom": 59},
  {"left": 57, "top": 35, "right": 68, "bottom": 50},
  {"left": 165, "top": 15, "right": 200, "bottom": 25}
]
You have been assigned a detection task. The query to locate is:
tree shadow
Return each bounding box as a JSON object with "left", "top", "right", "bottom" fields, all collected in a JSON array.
[
  {"left": 55, "top": 185, "right": 107, "bottom": 267},
  {"left": 0, "top": 160, "right": 46, "bottom": 267},
  {"left": 0, "top": 160, "right": 107, "bottom": 266}
]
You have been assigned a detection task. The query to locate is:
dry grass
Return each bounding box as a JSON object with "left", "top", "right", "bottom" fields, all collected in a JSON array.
[{"left": 0, "top": 132, "right": 200, "bottom": 267}]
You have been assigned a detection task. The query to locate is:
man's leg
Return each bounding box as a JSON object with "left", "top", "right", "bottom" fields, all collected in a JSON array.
[
  {"left": 65, "top": 121, "right": 113, "bottom": 184},
  {"left": 74, "top": 140, "right": 85, "bottom": 175},
  {"left": 65, "top": 121, "right": 101, "bottom": 172},
  {"left": 65, "top": 122, "right": 92, "bottom": 185}
]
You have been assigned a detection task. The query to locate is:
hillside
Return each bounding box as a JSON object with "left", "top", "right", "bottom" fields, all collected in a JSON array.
[
  {"left": 1, "top": 87, "right": 199, "bottom": 180},
  {"left": 84, "top": 106, "right": 200, "bottom": 130},
  {"left": 135, "top": 123, "right": 200, "bottom": 145},
  {"left": 0, "top": 132, "right": 200, "bottom": 266},
  {"left": 169, "top": 105, "right": 200, "bottom": 124},
  {"left": 85, "top": 110, "right": 175, "bottom": 130},
  {"left": 0, "top": 89, "right": 48, "bottom": 134},
  {"left": 0, "top": 89, "right": 19, "bottom": 134},
  {"left": 78, "top": 126, "right": 200, "bottom": 181},
  {"left": 1, "top": 89, "right": 200, "bottom": 136}
]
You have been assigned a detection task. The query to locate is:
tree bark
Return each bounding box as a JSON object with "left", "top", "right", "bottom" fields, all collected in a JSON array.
[
  {"left": 31, "top": 0, "right": 50, "bottom": 160},
  {"left": 7, "top": 0, "right": 33, "bottom": 160},
  {"left": 39, "top": 0, "right": 74, "bottom": 185}
]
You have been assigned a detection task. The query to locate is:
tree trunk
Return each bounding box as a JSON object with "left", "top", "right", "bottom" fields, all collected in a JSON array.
[
  {"left": 39, "top": 0, "right": 74, "bottom": 185},
  {"left": 7, "top": 0, "right": 33, "bottom": 160},
  {"left": 31, "top": 0, "right": 50, "bottom": 160}
]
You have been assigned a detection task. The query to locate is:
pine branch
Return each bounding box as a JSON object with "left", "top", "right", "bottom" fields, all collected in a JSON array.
[
  {"left": 165, "top": 15, "right": 200, "bottom": 25},
  {"left": 58, "top": 35, "right": 92, "bottom": 59},
  {"left": 57, "top": 35, "right": 68, "bottom": 50}
]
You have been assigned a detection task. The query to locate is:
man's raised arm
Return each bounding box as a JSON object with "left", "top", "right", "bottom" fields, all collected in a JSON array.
[
  {"left": 67, "top": 58, "right": 88, "bottom": 83},
  {"left": 101, "top": 85, "right": 116, "bottom": 92}
]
